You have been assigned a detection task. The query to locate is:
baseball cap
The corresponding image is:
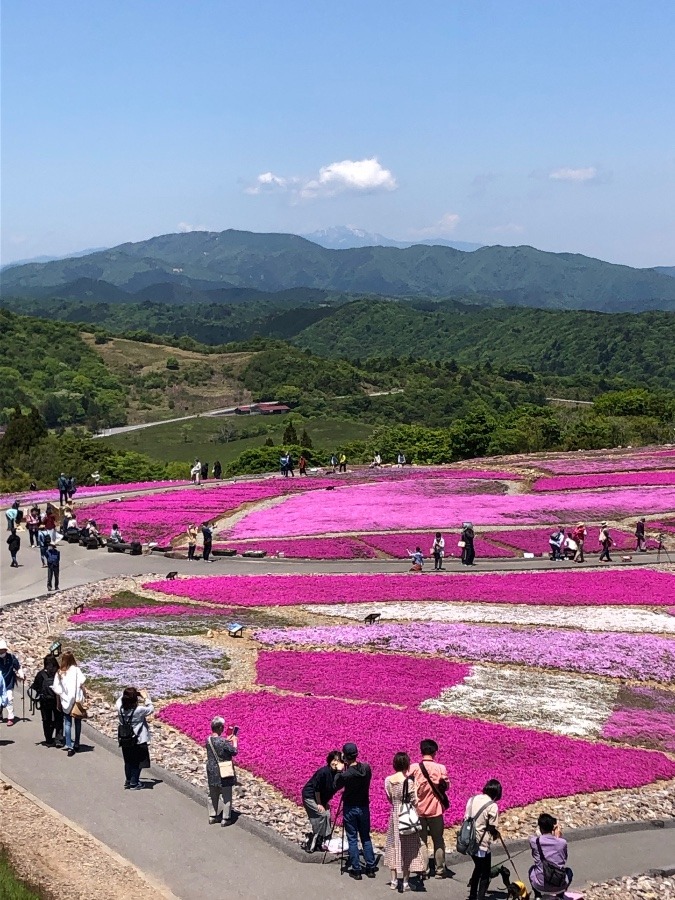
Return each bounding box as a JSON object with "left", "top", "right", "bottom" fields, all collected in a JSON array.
[{"left": 342, "top": 742, "right": 358, "bottom": 758}]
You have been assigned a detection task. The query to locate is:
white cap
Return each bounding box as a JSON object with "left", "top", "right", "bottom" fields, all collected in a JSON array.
[{"left": 0, "top": 638, "right": 8, "bottom": 650}]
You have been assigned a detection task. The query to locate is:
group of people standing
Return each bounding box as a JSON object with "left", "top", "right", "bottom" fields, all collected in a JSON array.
[
  {"left": 5, "top": 500, "right": 62, "bottom": 589},
  {"left": 186, "top": 522, "right": 214, "bottom": 560},
  {"left": 190, "top": 459, "right": 223, "bottom": 484}
]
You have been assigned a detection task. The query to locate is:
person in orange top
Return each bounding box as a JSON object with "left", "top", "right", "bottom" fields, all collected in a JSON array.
[{"left": 409, "top": 739, "right": 450, "bottom": 879}]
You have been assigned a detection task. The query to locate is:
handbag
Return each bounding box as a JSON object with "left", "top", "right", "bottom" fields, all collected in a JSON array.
[
  {"left": 69, "top": 671, "right": 88, "bottom": 718},
  {"left": 536, "top": 837, "right": 569, "bottom": 890},
  {"left": 457, "top": 540, "right": 466, "bottom": 548},
  {"left": 209, "top": 737, "right": 235, "bottom": 780},
  {"left": 398, "top": 776, "right": 421, "bottom": 835}
]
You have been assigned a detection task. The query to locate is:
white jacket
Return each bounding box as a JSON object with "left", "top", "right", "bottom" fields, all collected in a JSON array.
[{"left": 53, "top": 665, "right": 86, "bottom": 714}]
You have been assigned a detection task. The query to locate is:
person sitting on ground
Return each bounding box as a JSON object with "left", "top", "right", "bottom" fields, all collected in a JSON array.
[
  {"left": 635, "top": 517, "right": 647, "bottom": 552},
  {"left": 31, "top": 654, "right": 64, "bottom": 747},
  {"left": 301, "top": 749, "right": 342, "bottom": 853},
  {"left": 205, "top": 716, "right": 238, "bottom": 826},
  {"left": 85, "top": 519, "right": 103, "bottom": 546},
  {"left": 408, "top": 546, "right": 424, "bottom": 572},
  {"left": 60, "top": 504, "right": 74, "bottom": 533},
  {"left": 370, "top": 452, "right": 382, "bottom": 468},
  {"left": 410, "top": 739, "right": 449, "bottom": 880},
  {"left": 431, "top": 532, "right": 445, "bottom": 571},
  {"left": 109, "top": 523, "right": 124, "bottom": 544},
  {"left": 561, "top": 532, "right": 577, "bottom": 560},
  {"left": 464, "top": 779, "right": 502, "bottom": 900},
  {"left": 549, "top": 526, "right": 565, "bottom": 561},
  {"left": 599, "top": 521, "right": 613, "bottom": 562},
  {"left": 384, "top": 751, "right": 426, "bottom": 892},
  {"left": 528, "top": 813, "right": 573, "bottom": 898},
  {"left": 334, "top": 743, "right": 377, "bottom": 880},
  {"left": 116, "top": 686, "right": 154, "bottom": 790}
]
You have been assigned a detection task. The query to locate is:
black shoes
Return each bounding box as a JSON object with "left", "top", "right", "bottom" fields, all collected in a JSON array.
[
  {"left": 349, "top": 872, "right": 362, "bottom": 880},
  {"left": 365, "top": 869, "right": 376, "bottom": 879}
]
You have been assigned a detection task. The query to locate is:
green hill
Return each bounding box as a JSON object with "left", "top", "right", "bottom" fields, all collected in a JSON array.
[{"left": 3, "top": 229, "right": 675, "bottom": 311}]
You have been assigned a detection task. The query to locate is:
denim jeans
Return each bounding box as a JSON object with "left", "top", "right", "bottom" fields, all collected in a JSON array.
[
  {"left": 125, "top": 760, "right": 141, "bottom": 787},
  {"left": 63, "top": 713, "right": 81, "bottom": 749},
  {"left": 343, "top": 805, "right": 376, "bottom": 873}
]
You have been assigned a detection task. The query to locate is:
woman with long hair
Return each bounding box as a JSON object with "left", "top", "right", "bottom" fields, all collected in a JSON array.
[
  {"left": 384, "top": 751, "right": 427, "bottom": 892},
  {"left": 115, "top": 686, "right": 154, "bottom": 790},
  {"left": 52, "top": 651, "right": 87, "bottom": 757}
]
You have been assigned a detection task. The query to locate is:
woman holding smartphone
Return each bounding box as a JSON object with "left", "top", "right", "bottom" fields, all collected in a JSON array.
[{"left": 205, "top": 717, "right": 238, "bottom": 826}]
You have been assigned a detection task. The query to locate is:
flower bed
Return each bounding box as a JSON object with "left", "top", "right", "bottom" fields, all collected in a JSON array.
[
  {"left": 602, "top": 687, "right": 675, "bottom": 752},
  {"left": 69, "top": 604, "right": 226, "bottom": 624},
  {"left": 306, "top": 601, "right": 675, "bottom": 633},
  {"left": 254, "top": 622, "right": 675, "bottom": 682},
  {"left": 533, "top": 471, "right": 675, "bottom": 492},
  {"left": 0, "top": 480, "right": 182, "bottom": 507},
  {"left": 61, "top": 627, "right": 227, "bottom": 699},
  {"left": 256, "top": 649, "right": 470, "bottom": 706},
  {"left": 158, "top": 691, "right": 675, "bottom": 829},
  {"left": 228, "top": 481, "right": 675, "bottom": 538},
  {"left": 360, "top": 532, "right": 515, "bottom": 559},
  {"left": 143, "top": 569, "right": 675, "bottom": 608},
  {"left": 483, "top": 527, "right": 659, "bottom": 555},
  {"left": 539, "top": 451, "right": 675, "bottom": 475},
  {"left": 210, "top": 537, "right": 375, "bottom": 559},
  {"left": 421, "top": 666, "right": 618, "bottom": 738}
]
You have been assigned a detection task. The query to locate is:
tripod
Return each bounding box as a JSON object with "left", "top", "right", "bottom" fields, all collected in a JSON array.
[
  {"left": 656, "top": 534, "right": 672, "bottom": 564},
  {"left": 322, "top": 794, "right": 347, "bottom": 873}
]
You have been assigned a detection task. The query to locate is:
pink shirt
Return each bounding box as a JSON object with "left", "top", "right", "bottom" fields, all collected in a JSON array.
[{"left": 409, "top": 759, "right": 449, "bottom": 818}]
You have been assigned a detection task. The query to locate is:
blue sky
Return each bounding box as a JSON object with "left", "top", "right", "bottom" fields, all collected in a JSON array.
[{"left": 2, "top": 1, "right": 673, "bottom": 267}]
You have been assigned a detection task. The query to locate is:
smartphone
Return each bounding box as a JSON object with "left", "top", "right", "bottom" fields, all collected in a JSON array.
[{"left": 232, "top": 725, "right": 239, "bottom": 736}]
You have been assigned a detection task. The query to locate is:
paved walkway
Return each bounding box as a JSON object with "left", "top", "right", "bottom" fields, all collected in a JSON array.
[{"left": 1, "top": 716, "right": 673, "bottom": 900}]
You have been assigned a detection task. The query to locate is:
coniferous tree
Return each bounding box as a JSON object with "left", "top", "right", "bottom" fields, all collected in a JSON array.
[
  {"left": 300, "top": 428, "right": 313, "bottom": 449},
  {"left": 282, "top": 419, "right": 298, "bottom": 445}
]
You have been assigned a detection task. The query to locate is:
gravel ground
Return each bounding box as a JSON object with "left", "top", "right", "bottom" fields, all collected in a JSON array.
[
  {"left": 1, "top": 578, "right": 674, "bottom": 850},
  {"left": 586, "top": 871, "right": 675, "bottom": 899}
]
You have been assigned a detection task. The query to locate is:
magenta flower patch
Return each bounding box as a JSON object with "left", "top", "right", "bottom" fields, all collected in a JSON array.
[
  {"left": 360, "top": 532, "right": 515, "bottom": 559},
  {"left": 69, "top": 604, "right": 228, "bottom": 624},
  {"left": 256, "top": 650, "right": 470, "bottom": 706},
  {"left": 143, "top": 569, "right": 675, "bottom": 609},
  {"left": 483, "top": 527, "right": 658, "bottom": 555},
  {"left": 158, "top": 691, "right": 675, "bottom": 829},
  {"left": 533, "top": 471, "right": 675, "bottom": 492},
  {"left": 603, "top": 687, "right": 675, "bottom": 752}
]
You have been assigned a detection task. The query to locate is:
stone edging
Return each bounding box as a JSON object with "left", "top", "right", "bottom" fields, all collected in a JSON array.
[{"left": 81, "top": 722, "right": 674, "bottom": 866}]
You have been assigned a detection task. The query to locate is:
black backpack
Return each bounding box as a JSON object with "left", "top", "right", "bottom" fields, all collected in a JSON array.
[
  {"left": 118, "top": 709, "right": 138, "bottom": 749},
  {"left": 456, "top": 797, "right": 494, "bottom": 856}
]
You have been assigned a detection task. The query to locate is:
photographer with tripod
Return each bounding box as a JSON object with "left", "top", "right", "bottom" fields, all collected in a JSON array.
[
  {"left": 334, "top": 742, "right": 377, "bottom": 880},
  {"left": 301, "top": 749, "right": 342, "bottom": 853}
]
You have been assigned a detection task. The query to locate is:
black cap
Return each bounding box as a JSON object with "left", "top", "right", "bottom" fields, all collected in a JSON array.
[{"left": 342, "top": 742, "right": 358, "bottom": 758}]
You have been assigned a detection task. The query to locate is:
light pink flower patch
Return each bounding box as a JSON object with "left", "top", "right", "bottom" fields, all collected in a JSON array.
[
  {"left": 142, "top": 569, "right": 675, "bottom": 608},
  {"left": 533, "top": 471, "right": 675, "bottom": 492},
  {"left": 158, "top": 691, "right": 675, "bottom": 829},
  {"left": 256, "top": 650, "right": 470, "bottom": 706}
]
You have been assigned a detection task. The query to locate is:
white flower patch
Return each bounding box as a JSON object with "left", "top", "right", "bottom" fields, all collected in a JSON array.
[
  {"left": 304, "top": 602, "right": 675, "bottom": 634},
  {"left": 421, "top": 666, "right": 619, "bottom": 738}
]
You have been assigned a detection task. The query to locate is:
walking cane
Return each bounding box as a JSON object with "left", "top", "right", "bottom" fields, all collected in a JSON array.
[{"left": 22, "top": 678, "right": 26, "bottom": 722}]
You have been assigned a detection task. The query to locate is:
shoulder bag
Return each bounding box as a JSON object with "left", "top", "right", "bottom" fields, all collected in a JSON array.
[
  {"left": 70, "top": 670, "right": 88, "bottom": 719},
  {"left": 398, "top": 776, "right": 421, "bottom": 835},
  {"left": 536, "top": 837, "right": 568, "bottom": 890},
  {"left": 419, "top": 762, "right": 450, "bottom": 811},
  {"left": 209, "top": 736, "right": 235, "bottom": 780}
]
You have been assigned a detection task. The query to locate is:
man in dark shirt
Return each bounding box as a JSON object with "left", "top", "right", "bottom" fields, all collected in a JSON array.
[
  {"left": 334, "top": 742, "right": 377, "bottom": 880},
  {"left": 301, "top": 750, "right": 341, "bottom": 852}
]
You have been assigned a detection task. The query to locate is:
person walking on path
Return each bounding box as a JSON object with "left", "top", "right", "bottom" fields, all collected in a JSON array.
[
  {"left": 410, "top": 739, "right": 449, "bottom": 879},
  {"left": 334, "top": 742, "right": 377, "bottom": 880},
  {"left": 37, "top": 524, "right": 50, "bottom": 567},
  {"left": 201, "top": 523, "right": 213, "bottom": 562},
  {"left": 187, "top": 524, "right": 198, "bottom": 560},
  {"left": 116, "top": 687, "right": 154, "bottom": 790},
  {"left": 298, "top": 454, "right": 308, "bottom": 476},
  {"left": 0, "top": 671, "right": 7, "bottom": 719},
  {"left": 205, "top": 716, "right": 238, "bottom": 826},
  {"left": 66, "top": 475, "right": 77, "bottom": 501},
  {"left": 26, "top": 506, "right": 41, "bottom": 547},
  {"left": 7, "top": 529, "right": 20, "bottom": 567},
  {"left": 464, "top": 779, "right": 502, "bottom": 900},
  {"left": 43, "top": 505, "right": 57, "bottom": 543},
  {"left": 31, "top": 655, "right": 64, "bottom": 747},
  {"left": 431, "top": 532, "right": 445, "bottom": 571},
  {"left": 635, "top": 517, "right": 647, "bottom": 552},
  {"left": 572, "top": 522, "right": 587, "bottom": 563},
  {"left": 0, "top": 638, "right": 24, "bottom": 727},
  {"left": 57, "top": 473, "right": 69, "bottom": 505},
  {"left": 460, "top": 522, "right": 476, "bottom": 566},
  {"left": 599, "top": 522, "right": 613, "bottom": 562},
  {"left": 301, "top": 750, "right": 341, "bottom": 853},
  {"left": 384, "top": 752, "right": 427, "bottom": 892},
  {"left": 53, "top": 651, "right": 87, "bottom": 757},
  {"left": 46, "top": 542, "right": 60, "bottom": 591},
  {"left": 213, "top": 460, "right": 222, "bottom": 480}
]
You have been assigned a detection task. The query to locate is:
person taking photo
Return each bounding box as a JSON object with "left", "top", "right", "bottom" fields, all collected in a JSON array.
[{"left": 334, "top": 742, "right": 377, "bottom": 880}]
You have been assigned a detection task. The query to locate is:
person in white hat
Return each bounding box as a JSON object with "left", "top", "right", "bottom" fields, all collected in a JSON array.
[{"left": 0, "top": 638, "right": 24, "bottom": 726}]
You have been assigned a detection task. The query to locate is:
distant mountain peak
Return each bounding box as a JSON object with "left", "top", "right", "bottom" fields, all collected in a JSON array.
[{"left": 301, "top": 225, "right": 484, "bottom": 253}]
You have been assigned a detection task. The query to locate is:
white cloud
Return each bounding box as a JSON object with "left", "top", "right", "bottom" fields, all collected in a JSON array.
[
  {"left": 489, "top": 223, "right": 525, "bottom": 235},
  {"left": 549, "top": 166, "right": 598, "bottom": 183},
  {"left": 177, "top": 222, "right": 209, "bottom": 232},
  {"left": 413, "top": 212, "right": 461, "bottom": 237},
  {"left": 245, "top": 157, "right": 397, "bottom": 200}
]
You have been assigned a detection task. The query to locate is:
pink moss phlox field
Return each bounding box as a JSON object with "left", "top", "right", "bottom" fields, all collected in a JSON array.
[
  {"left": 483, "top": 528, "right": 658, "bottom": 555},
  {"left": 533, "top": 471, "right": 675, "bottom": 492},
  {"left": 652, "top": 519, "right": 675, "bottom": 535},
  {"left": 229, "top": 481, "right": 675, "bottom": 538},
  {"left": 360, "top": 531, "right": 515, "bottom": 559},
  {"left": 143, "top": 569, "right": 675, "bottom": 608},
  {"left": 254, "top": 622, "right": 674, "bottom": 682},
  {"left": 211, "top": 537, "right": 375, "bottom": 559},
  {"left": 0, "top": 480, "right": 181, "bottom": 507},
  {"left": 602, "top": 688, "right": 675, "bottom": 752},
  {"left": 158, "top": 692, "right": 675, "bottom": 829},
  {"left": 256, "top": 650, "right": 470, "bottom": 706},
  {"left": 76, "top": 478, "right": 342, "bottom": 543},
  {"left": 69, "top": 604, "right": 228, "bottom": 624},
  {"left": 540, "top": 452, "right": 675, "bottom": 475}
]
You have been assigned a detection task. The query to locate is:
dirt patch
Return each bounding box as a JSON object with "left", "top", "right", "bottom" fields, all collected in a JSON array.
[{"left": 0, "top": 781, "right": 172, "bottom": 900}]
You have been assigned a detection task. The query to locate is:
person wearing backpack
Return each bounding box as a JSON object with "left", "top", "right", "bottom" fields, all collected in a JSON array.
[
  {"left": 458, "top": 779, "right": 502, "bottom": 900},
  {"left": 201, "top": 522, "right": 213, "bottom": 562},
  {"left": 31, "top": 655, "right": 64, "bottom": 747},
  {"left": 116, "top": 686, "right": 154, "bottom": 790},
  {"left": 528, "top": 813, "right": 573, "bottom": 897},
  {"left": 45, "top": 542, "right": 60, "bottom": 591},
  {"left": 410, "top": 739, "right": 449, "bottom": 879}
]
